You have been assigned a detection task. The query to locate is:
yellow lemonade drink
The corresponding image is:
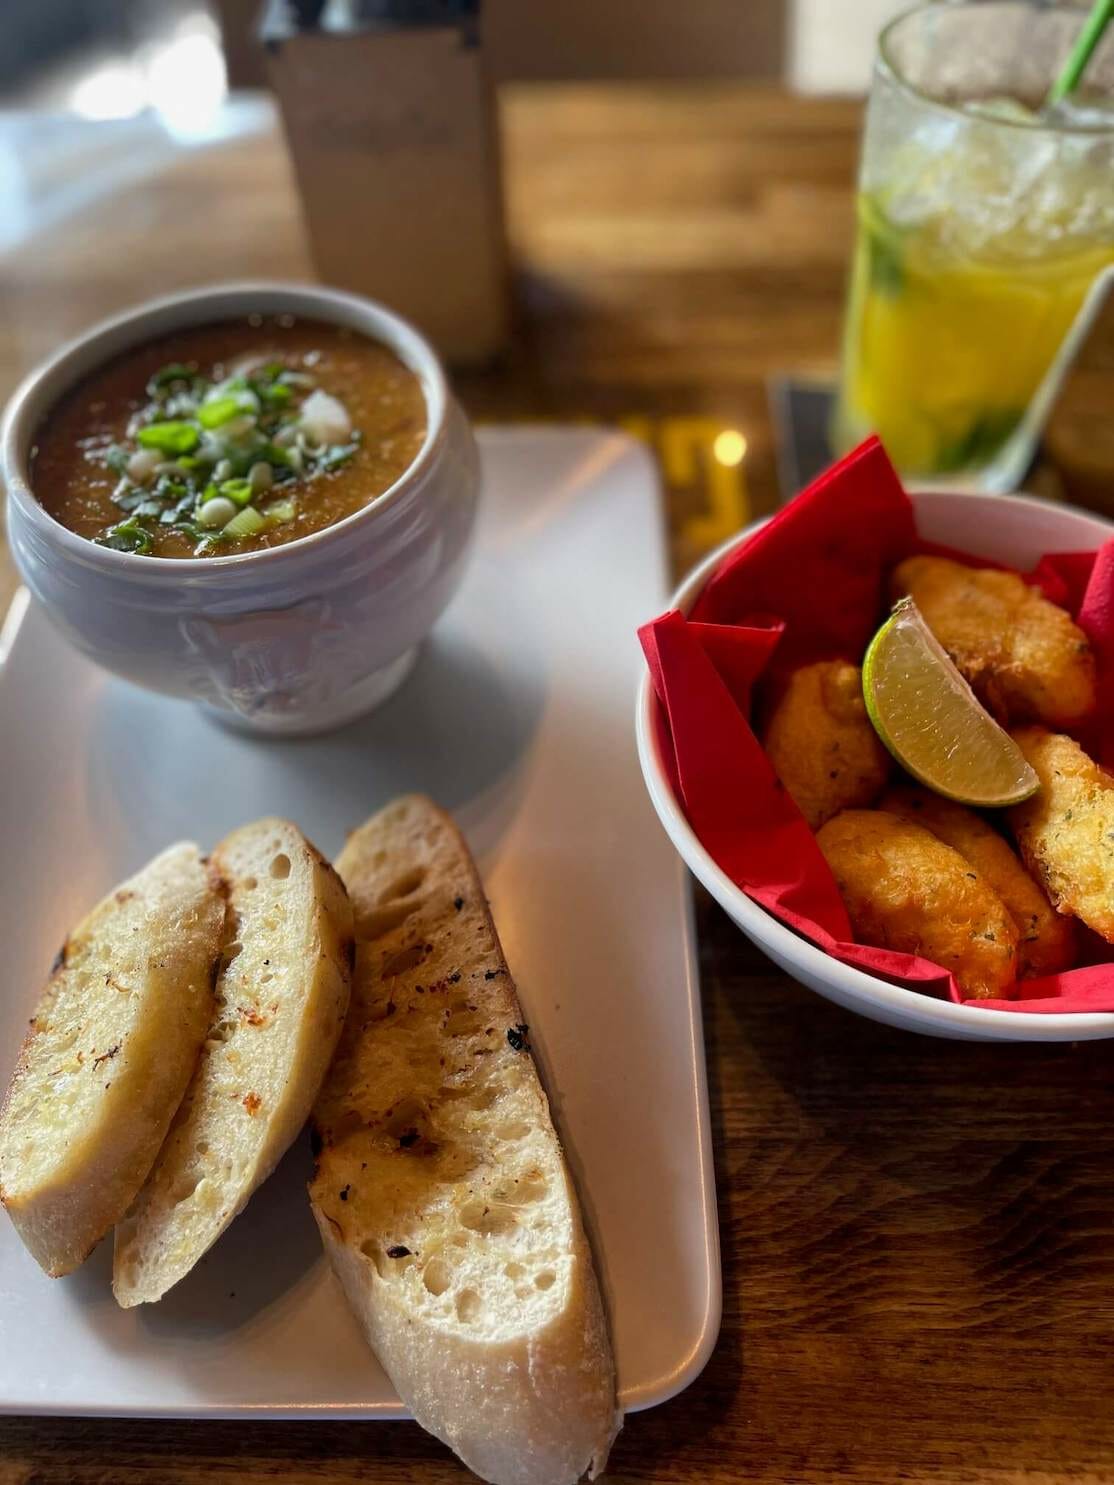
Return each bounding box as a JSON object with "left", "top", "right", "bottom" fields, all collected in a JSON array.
[
  {"left": 836, "top": 192, "right": 1114, "bottom": 478},
  {"left": 833, "top": 1, "right": 1114, "bottom": 489}
]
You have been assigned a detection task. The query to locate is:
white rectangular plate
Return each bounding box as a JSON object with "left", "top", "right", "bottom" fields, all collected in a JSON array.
[{"left": 0, "top": 427, "right": 719, "bottom": 1419}]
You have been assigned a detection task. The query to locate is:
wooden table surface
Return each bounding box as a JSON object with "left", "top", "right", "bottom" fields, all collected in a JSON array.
[{"left": 3, "top": 84, "right": 1114, "bottom": 1485}]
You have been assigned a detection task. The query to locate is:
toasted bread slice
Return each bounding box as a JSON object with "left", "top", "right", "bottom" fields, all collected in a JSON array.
[
  {"left": 311, "top": 796, "right": 620, "bottom": 1485},
  {"left": 113, "top": 819, "right": 354, "bottom": 1307},
  {"left": 0, "top": 844, "right": 224, "bottom": 1277}
]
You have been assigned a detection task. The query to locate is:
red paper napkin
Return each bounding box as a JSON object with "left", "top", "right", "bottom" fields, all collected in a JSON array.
[{"left": 640, "top": 436, "right": 1114, "bottom": 1014}]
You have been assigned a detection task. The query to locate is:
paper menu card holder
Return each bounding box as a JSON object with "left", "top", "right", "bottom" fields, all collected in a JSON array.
[{"left": 263, "top": 0, "right": 510, "bottom": 365}]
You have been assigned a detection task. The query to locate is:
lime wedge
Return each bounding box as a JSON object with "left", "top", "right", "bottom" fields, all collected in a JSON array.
[{"left": 862, "top": 597, "right": 1039, "bottom": 807}]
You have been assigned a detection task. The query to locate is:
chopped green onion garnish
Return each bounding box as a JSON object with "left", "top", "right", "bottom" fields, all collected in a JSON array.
[
  {"left": 212, "top": 416, "right": 258, "bottom": 446},
  {"left": 223, "top": 506, "right": 266, "bottom": 539},
  {"left": 197, "top": 496, "right": 237, "bottom": 528},
  {"left": 198, "top": 396, "right": 250, "bottom": 429},
  {"left": 258, "top": 382, "right": 293, "bottom": 407},
  {"left": 161, "top": 395, "right": 200, "bottom": 419},
  {"left": 93, "top": 348, "right": 363, "bottom": 554},
  {"left": 137, "top": 421, "right": 200, "bottom": 455},
  {"left": 265, "top": 499, "right": 296, "bottom": 525},
  {"left": 219, "top": 477, "right": 254, "bottom": 507}
]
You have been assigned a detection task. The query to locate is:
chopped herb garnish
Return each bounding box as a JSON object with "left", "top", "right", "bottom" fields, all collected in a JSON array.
[
  {"left": 113, "top": 488, "right": 153, "bottom": 512},
  {"left": 96, "top": 517, "right": 152, "bottom": 554},
  {"left": 172, "top": 520, "right": 210, "bottom": 543},
  {"left": 146, "top": 363, "right": 198, "bottom": 397},
  {"left": 89, "top": 351, "right": 365, "bottom": 555},
  {"left": 321, "top": 442, "right": 358, "bottom": 470},
  {"left": 154, "top": 476, "right": 189, "bottom": 502}
]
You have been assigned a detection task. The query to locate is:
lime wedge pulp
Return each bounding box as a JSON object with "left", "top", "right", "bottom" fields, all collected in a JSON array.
[{"left": 862, "top": 597, "right": 1039, "bottom": 808}]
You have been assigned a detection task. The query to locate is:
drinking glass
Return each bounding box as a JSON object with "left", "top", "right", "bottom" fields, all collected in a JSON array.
[{"left": 832, "top": 0, "right": 1114, "bottom": 490}]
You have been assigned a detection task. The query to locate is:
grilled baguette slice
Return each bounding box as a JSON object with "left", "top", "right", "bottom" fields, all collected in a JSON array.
[
  {"left": 0, "top": 844, "right": 224, "bottom": 1277},
  {"left": 311, "top": 796, "right": 620, "bottom": 1485},
  {"left": 113, "top": 819, "right": 354, "bottom": 1307}
]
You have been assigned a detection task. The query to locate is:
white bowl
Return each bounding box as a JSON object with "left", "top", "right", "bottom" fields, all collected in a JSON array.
[
  {"left": 2, "top": 283, "right": 480, "bottom": 736},
  {"left": 637, "top": 487, "right": 1114, "bottom": 1042}
]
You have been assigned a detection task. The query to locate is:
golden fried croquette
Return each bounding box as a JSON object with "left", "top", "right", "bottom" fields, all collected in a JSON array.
[
  {"left": 817, "top": 809, "right": 1018, "bottom": 998},
  {"left": 880, "top": 784, "right": 1075, "bottom": 978},
  {"left": 891, "top": 555, "right": 1095, "bottom": 728},
  {"left": 763, "top": 660, "right": 891, "bottom": 830},
  {"left": 1009, "top": 728, "right": 1114, "bottom": 943}
]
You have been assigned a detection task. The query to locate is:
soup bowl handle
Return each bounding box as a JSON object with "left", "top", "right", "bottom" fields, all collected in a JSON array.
[{"left": 180, "top": 599, "right": 351, "bottom": 725}]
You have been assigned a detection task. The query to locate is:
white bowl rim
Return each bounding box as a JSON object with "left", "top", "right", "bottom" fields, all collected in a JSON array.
[
  {"left": 636, "top": 485, "right": 1114, "bottom": 1038},
  {"left": 1, "top": 281, "right": 449, "bottom": 578}
]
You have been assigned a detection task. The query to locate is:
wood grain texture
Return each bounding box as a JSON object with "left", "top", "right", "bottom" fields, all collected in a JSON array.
[{"left": 2, "top": 83, "right": 1114, "bottom": 1484}]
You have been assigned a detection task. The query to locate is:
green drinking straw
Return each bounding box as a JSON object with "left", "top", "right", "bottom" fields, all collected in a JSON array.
[{"left": 1045, "top": 0, "right": 1114, "bottom": 107}]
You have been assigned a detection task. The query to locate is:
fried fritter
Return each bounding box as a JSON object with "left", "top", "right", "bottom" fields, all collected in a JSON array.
[
  {"left": 763, "top": 660, "right": 891, "bottom": 830},
  {"left": 1009, "top": 727, "right": 1114, "bottom": 943},
  {"left": 880, "top": 784, "right": 1075, "bottom": 978},
  {"left": 817, "top": 809, "right": 1018, "bottom": 999},
  {"left": 891, "top": 555, "right": 1096, "bottom": 728}
]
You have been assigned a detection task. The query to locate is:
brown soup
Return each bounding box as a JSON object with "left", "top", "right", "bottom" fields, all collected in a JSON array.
[{"left": 31, "top": 316, "right": 428, "bottom": 558}]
